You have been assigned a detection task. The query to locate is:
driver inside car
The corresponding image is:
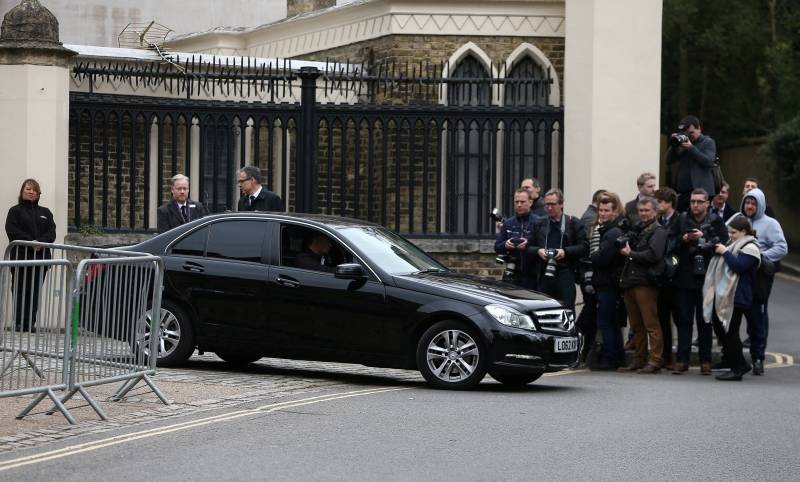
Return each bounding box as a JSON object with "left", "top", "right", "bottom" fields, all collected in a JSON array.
[{"left": 295, "top": 232, "right": 338, "bottom": 272}]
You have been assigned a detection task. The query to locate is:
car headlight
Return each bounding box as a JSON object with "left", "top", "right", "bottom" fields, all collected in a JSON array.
[{"left": 486, "top": 304, "right": 536, "bottom": 331}]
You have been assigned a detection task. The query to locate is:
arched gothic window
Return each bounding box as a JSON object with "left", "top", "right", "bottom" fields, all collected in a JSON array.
[
  {"left": 447, "top": 54, "right": 491, "bottom": 234},
  {"left": 504, "top": 56, "right": 549, "bottom": 107}
]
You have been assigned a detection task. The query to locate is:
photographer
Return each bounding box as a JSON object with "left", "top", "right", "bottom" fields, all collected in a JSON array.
[
  {"left": 494, "top": 188, "right": 538, "bottom": 289},
  {"left": 527, "top": 188, "right": 588, "bottom": 310},
  {"left": 617, "top": 197, "right": 667, "bottom": 373},
  {"left": 576, "top": 189, "right": 607, "bottom": 363},
  {"left": 665, "top": 115, "right": 717, "bottom": 212},
  {"left": 673, "top": 188, "right": 729, "bottom": 375},
  {"left": 587, "top": 193, "right": 627, "bottom": 370}
]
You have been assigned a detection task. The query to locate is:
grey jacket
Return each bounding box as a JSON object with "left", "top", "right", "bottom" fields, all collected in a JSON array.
[
  {"left": 739, "top": 188, "right": 788, "bottom": 263},
  {"left": 666, "top": 134, "right": 717, "bottom": 195}
]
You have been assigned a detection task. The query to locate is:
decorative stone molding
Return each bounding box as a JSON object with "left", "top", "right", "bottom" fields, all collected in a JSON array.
[{"left": 167, "top": 0, "right": 565, "bottom": 59}]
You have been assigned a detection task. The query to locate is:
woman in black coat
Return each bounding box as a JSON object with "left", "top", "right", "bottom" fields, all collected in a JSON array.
[
  {"left": 5, "top": 178, "right": 56, "bottom": 331},
  {"left": 587, "top": 192, "right": 627, "bottom": 370}
]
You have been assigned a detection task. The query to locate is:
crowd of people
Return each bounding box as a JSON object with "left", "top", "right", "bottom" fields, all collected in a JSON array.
[{"left": 495, "top": 115, "right": 789, "bottom": 381}]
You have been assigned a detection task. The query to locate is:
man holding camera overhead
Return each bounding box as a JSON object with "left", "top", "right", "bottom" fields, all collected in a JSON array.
[
  {"left": 665, "top": 115, "right": 717, "bottom": 212},
  {"left": 673, "top": 188, "right": 729, "bottom": 374},
  {"left": 526, "top": 188, "right": 588, "bottom": 310},
  {"left": 494, "top": 188, "right": 538, "bottom": 290}
]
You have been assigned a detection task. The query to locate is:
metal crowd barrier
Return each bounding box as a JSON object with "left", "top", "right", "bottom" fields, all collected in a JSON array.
[{"left": 0, "top": 241, "right": 168, "bottom": 424}]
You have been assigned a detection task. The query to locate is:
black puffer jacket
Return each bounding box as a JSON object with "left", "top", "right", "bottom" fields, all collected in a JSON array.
[
  {"left": 5, "top": 200, "right": 56, "bottom": 260},
  {"left": 588, "top": 216, "right": 625, "bottom": 289},
  {"left": 619, "top": 219, "right": 667, "bottom": 289}
]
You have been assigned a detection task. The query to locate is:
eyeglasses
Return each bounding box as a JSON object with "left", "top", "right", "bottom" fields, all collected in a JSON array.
[
  {"left": 237, "top": 177, "right": 252, "bottom": 184},
  {"left": 544, "top": 202, "right": 559, "bottom": 206},
  {"left": 689, "top": 200, "right": 707, "bottom": 204}
]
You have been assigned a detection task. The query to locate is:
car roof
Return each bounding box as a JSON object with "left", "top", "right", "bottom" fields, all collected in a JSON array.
[{"left": 197, "top": 211, "right": 381, "bottom": 230}]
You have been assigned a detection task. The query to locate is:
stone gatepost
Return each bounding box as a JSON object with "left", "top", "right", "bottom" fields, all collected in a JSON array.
[
  {"left": 562, "top": 0, "right": 663, "bottom": 213},
  {"left": 0, "top": 0, "right": 75, "bottom": 254}
]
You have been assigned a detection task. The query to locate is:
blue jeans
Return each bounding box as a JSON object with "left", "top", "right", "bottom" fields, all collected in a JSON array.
[
  {"left": 746, "top": 302, "right": 768, "bottom": 361},
  {"left": 596, "top": 288, "right": 625, "bottom": 366}
]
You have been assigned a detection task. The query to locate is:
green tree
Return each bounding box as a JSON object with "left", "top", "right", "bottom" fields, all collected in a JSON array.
[{"left": 661, "top": 0, "right": 800, "bottom": 144}]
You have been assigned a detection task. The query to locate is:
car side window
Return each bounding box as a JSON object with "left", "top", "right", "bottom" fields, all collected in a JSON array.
[
  {"left": 171, "top": 226, "right": 208, "bottom": 256},
  {"left": 206, "top": 220, "right": 267, "bottom": 263},
  {"left": 280, "top": 225, "right": 353, "bottom": 271}
]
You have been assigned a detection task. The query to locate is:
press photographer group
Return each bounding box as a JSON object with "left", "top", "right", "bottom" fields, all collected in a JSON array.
[{"left": 493, "top": 115, "right": 788, "bottom": 381}]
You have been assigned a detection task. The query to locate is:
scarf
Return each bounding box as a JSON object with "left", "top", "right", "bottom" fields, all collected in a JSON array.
[
  {"left": 589, "top": 225, "right": 601, "bottom": 255},
  {"left": 702, "top": 235, "right": 760, "bottom": 331}
]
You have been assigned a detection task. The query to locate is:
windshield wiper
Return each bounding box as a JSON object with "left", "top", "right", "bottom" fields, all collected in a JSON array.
[{"left": 414, "top": 268, "right": 447, "bottom": 274}]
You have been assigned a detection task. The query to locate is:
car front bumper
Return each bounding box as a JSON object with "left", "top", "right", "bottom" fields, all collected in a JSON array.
[{"left": 473, "top": 316, "right": 583, "bottom": 374}]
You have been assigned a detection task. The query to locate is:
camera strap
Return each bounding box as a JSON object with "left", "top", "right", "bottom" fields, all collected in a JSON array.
[{"left": 544, "top": 214, "right": 567, "bottom": 250}]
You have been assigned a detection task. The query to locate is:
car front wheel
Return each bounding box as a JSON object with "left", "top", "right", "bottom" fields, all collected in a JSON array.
[
  {"left": 141, "top": 300, "right": 195, "bottom": 367},
  {"left": 416, "top": 321, "right": 487, "bottom": 390}
]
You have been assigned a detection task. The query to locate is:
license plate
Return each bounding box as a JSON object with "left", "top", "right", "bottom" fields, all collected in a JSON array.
[{"left": 554, "top": 337, "right": 578, "bottom": 353}]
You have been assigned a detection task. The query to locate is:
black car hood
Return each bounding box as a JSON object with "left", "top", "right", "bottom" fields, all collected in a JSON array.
[{"left": 392, "top": 271, "right": 562, "bottom": 311}]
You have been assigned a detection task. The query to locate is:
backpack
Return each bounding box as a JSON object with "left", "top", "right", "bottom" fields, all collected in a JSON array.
[
  {"left": 646, "top": 225, "right": 679, "bottom": 286},
  {"left": 753, "top": 255, "right": 778, "bottom": 304}
]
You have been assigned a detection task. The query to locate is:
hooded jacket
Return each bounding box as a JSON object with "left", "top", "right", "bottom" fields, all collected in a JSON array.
[{"left": 739, "top": 188, "right": 788, "bottom": 263}]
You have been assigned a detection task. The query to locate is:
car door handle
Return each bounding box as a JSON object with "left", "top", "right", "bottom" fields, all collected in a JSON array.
[
  {"left": 182, "top": 262, "right": 205, "bottom": 273},
  {"left": 276, "top": 276, "right": 300, "bottom": 288}
]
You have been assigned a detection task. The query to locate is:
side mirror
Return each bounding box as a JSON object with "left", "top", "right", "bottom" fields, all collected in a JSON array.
[{"left": 335, "top": 263, "right": 365, "bottom": 280}]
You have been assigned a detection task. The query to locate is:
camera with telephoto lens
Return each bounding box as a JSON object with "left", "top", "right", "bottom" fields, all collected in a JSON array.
[
  {"left": 670, "top": 130, "right": 690, "bottom": 147},
  {"left": 496, "top": 233, "right": 523, "bottom": 281},
  {"left": 614, "top": 219, "right": 642, "bottom": 250},
  {"left": 690, "top": 223, "right": 720, "bottom": 276},
  {"left": 543, "top": 248, "right": 559, "bottom": 279}
]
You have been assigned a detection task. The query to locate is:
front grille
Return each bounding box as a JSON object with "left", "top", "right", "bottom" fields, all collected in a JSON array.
[{"left": 533, "top": 308, "right": 574, "bottom": 334}]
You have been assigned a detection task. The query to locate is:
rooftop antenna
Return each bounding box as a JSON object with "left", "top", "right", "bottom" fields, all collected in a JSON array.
[{"left": 118, "top": 21, "right": 186, "bottom": 73}]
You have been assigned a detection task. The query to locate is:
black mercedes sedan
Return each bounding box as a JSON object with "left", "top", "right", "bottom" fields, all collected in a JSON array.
[{"left": 130, "top": 212, "right": 580, "bottom": 389}]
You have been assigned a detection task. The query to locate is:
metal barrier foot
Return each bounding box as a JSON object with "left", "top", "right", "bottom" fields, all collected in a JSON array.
[
  {"left": 76, "top": 386, "right": 108, "bottom": 421},
  {"left": 111, "top": 374, "right": 171, "bottom": 405},
  {"left": 18, "top": 388, "right": 76, "bottom": 425}
]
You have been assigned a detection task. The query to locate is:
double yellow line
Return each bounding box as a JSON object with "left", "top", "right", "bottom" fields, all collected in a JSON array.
[{"left": 0, "top": 386, "right": 409, "bottom": 472}]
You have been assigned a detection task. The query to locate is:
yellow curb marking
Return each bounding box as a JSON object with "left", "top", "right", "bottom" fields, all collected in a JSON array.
[
  {"left": 0, "top": 386, "right": 409, "bottom": 472},
  {"left": 765, "top": 351, "right": 795, "bottom": 369}
]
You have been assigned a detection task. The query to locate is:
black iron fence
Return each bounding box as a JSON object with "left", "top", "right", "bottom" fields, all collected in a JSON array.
[{"left": 68, "top": 57, "right": 563, "bottom": 237}]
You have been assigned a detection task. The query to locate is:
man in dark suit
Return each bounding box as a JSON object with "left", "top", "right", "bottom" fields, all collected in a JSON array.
[
  {"left": 710, "top": 181, "right": 738, "bottom": 222},
  {"left": 157, "top": 174, "right": 207, "bottom": 233},
  {"left": 237, "top": 165, "right": 284, "bottom": 212}
]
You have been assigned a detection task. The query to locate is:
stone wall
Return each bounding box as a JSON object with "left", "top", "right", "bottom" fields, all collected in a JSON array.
[{"left": 294, "top": 34, "right": 565, "bottom": 105}]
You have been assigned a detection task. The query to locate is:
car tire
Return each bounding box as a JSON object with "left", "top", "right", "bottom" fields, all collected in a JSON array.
[
  {"left": 144, "top": 300, "right": 195, "bottom": 367},
  {"left": 215, "top": 351, "right": 262, "bottom": 365},
  {"left": 489, "top": 372, "right": 543, "bottom": 388},
  {"left": 416, "top": 320, "right": 487, "bottom": 390}
]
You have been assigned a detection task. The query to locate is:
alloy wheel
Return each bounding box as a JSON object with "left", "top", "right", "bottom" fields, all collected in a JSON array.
[
  {"left": 141, "top": 308, "right": 181, "bottom": 359},
  {"left": 425, "top": 329, "right": 480, "bottom": 383}
]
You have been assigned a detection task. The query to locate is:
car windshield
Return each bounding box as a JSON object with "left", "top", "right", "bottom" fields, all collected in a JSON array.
[{"left": 337, "top": 227, "right": 448, "bottom": 275}]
